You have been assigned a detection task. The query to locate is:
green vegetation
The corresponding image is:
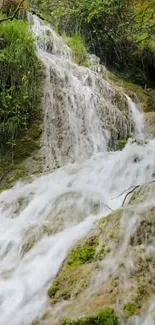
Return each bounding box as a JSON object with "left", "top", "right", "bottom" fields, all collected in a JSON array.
[
  {"left": 123, "top": 302, "right": 138, "bottom": 318},
  {"left": 60, "top": 308, "right": 120, "bottom": 325},
  {"left": 48, "top": 263, "right": 91, "bottom": 302},
  {"left": 48, "top": 237, "right": 98, "bottom": 303},
  {"left": 67, "top": 237, "right": 98, "bottom": 266},
  {"left": 117, "top": 139, "right": 128, "bottom": 151},
  {"left": 0, "top": 19, "right": 43, "bottom": 185},
  {"left": 0, "top": 19, "right": 42, "bottom": 155},
  {"left": 68, "top": 33, "right": 89, "bottom": 67},
  {"left": 32, "top": 0, "right": 155, "bottom": 87}
]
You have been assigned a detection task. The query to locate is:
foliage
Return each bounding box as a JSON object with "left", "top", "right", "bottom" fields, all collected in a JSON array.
[
  {"left": 32, "top": 0, "right": 155, "bottom": 87},
  {"left": 0, "top": 19, "right": 43, "bottom": 158},
  {"left": 60, "top": 308, "right": 120, "bottom": 325},
  {"left": 67, "top": 33, "right": 89, "bottom": 66},
  {"left": 67, "top": 237, "right": 98, "bottom": 266}
]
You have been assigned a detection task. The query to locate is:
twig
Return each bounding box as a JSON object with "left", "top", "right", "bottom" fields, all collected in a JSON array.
[
  {"left": 104, "top": 202, "right": 113, "bottom": 212},
  {"left": 122, "top": 185, "right": 140, "bottom": 206},
  {"left": 112, "top": 185, "right": 137, "bottom": 200},
  {"left": 121, "top": 179, "right": 155, "bottom": 207}
]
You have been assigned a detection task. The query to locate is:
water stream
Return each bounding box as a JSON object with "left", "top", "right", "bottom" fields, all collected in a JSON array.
[{"left": 0, "top": 15, "right": 155, "bottom": 325}]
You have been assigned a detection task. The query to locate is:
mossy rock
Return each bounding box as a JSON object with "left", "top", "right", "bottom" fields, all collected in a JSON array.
[
  {"left": 144, "top": 112, "right": 155, "bottom": 136},
  {"left": 47, "top": 212, "right": 122, "bottom": 305},
  {"left": 14, "top": 124, "right": 42, "bottom": 162},
  {"left": 0, "top": 123, "right": 43, "bottom": 191},
  {"left": 67, "top": 236, "right": 98, "bottom": 267},
  {"left": 123, "top": 302, "right": 138, "bottom": 318},
  {"left": 48, "top": 237, "right": 99, "bottom": 303},
  {"left": 47, "top": 197, "right": 155, "bottom": 321},
  {"left": 109, "top": 72, "right": 155, "bottom": 113},
  {"left": 116, "top": 139, "right": 128, "bottom": 151},
  {"left": 48, "top": 264, "right": 92, "bottom": 304},
  {"left": 129, "top": 183, "right": 155, "bottom": 205}
]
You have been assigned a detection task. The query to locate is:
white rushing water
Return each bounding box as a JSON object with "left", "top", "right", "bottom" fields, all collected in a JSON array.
[
  {"left": 1, "top": 15, "right": 155, "bottom": 325},
  {"left": 126, "top": 95, "right": 145, "bottom": 140},
  {"left": 30, "top": 15, "right": 133, "bottom": 170}
]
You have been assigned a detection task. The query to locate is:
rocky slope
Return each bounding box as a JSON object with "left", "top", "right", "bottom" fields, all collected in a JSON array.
[{"left": 33, "top": 181, "right": 155, "bottom": 325}]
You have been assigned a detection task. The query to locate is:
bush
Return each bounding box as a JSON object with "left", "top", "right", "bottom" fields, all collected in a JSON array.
[{"left": 0, "top": 19, "right": 43, "bottom": 156}]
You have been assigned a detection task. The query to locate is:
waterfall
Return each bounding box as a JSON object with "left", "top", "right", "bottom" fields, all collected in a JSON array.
[
  {"left": 1, "top": 15, "right": 155, "bottom": 325},
  {"left": 126, "top": 95, "right": 145, "bottom": 140},
  {"left": 30, "top": 15, "right": 133, "bottom": 171}
]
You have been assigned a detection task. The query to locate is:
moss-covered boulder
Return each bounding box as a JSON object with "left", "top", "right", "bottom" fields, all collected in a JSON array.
[
  {"left": 42, "top": 183, "right": 155, "bottom": 324},
  {"left": 48, "top": 236, "right": 98, "bottom": 304}
]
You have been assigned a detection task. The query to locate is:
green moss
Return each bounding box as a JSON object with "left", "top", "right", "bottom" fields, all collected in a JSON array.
[
  {"left": 48, "top": 237, "right": 99, "bottom": 303},
  {"left": 14, "top": 125, "right": 42, "bottom": 162},
  {"left": 96, "top": 245, "right": 111, "bottom": 260},
  {"left": 99, "top": 210, "right": 122, "bottom": 245},
  {"left": 123, "top": 302, "right": 138, "bottom": 318},
  {"left": 67, "top": 237, "right": 98, "bottom": 266},
  {"left": 117, "top": 139, "right": 127, "bottom": 151},
  {"left": 60, "top": 308, "right": 120, "bottom": 325},
  {"left": 48, "top": 264, "right": 91, "bottom": 303}
]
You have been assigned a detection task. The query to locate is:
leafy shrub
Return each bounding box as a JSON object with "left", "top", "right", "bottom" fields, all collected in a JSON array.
[{"left": 0, "top": 19, "right": 43, "bottom": 156}]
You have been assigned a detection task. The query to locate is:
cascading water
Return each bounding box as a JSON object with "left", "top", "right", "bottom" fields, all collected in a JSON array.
[
  {"left": 1, "top": 15, "right": 155, "bottom": 325},
  {"left": 126, "top": 95, "right": 145, "bottom": 140},
  {"left": 30, "top": 15, "right": 132, "bottom": 171}
]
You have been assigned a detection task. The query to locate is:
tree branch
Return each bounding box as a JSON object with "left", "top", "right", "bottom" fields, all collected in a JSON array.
[
  {"left": 112, "top": 179, "right": 155, "bottom": 207},
  {"left": 122, "top": 185, "right": 140, "bottom": 206},
  {"left": 0, "top": 0, "right": 25, "bottom": 24}
]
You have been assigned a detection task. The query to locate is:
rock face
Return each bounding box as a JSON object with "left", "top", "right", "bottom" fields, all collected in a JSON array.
[
  {"left": 37, "top": 182, "right": 155, "bottom": 325},
  {"left": 144, "top": 112, "right": 155, "bottom": 137}
]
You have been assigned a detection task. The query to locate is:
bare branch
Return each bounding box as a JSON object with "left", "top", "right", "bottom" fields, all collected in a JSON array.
[{"left": 122, "top": 185, "right": 140, "bottom": 206}]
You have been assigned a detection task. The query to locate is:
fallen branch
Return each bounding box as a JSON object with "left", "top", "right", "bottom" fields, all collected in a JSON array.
[
  {"left": 122, "top": 185, "right": 140, "bottom": 206},
  {"left": 112, "top": 184, "right": 138, "bottom": 200},
  {"left": 112, "top": 178, "right": 155, "bottom": 207}
]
